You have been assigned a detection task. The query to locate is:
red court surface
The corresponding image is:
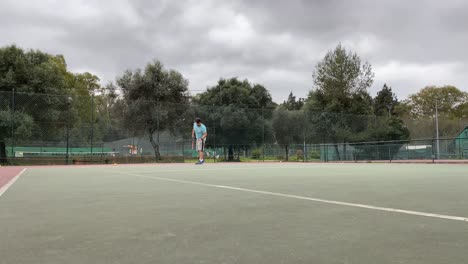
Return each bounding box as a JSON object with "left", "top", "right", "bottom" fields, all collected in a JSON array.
[{"left": 0, "top": 167, "right": 24, "bottom": 190}]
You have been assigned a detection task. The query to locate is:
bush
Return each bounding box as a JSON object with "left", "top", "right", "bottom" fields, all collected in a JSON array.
[
  {"left": 309, "top": 150, "right": 320, "bottom": 160},
  {"left": 296, "top": 149, "right": 304, "bottom": 160},
  {"left": 251, "top": 148, "right": 262, "bottom": 159}
]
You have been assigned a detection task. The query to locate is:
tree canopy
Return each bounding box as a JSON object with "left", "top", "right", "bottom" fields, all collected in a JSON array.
[
  {"left": 194, "top": 78, "right": 275, "bottom": 160},
  {"left": 117, "top": 60, "right": 190, "bottom": 160}
]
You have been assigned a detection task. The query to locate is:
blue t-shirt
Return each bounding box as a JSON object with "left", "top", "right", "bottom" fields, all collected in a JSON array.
[{"left": 193, "top": 123, "right": 207, "bottom": 139}]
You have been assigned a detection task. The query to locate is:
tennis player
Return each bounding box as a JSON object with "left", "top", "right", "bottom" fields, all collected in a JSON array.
[{"left": 192, "top": 118, "right": 207, "bottom": 165}]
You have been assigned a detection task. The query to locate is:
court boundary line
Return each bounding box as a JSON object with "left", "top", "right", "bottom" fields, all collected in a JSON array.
[
  {"left": 121, "top": 163, "right": 450, "bottom": 174},
  {"left": 127, "top": 166, "right": 327, "bottom": 173},
  {"left": 112, "top": 171, "right": 468, "bottom": 223},
  {"left": 0, "top": 168, "right": 27, "bottom": 198},
  {"left": 24, "top": 162, "right": 468, "bottom": 170}
]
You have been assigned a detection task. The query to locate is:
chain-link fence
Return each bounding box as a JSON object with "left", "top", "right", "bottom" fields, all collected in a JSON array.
[{"left": 1, "top": 91, "right": 467, "bottom": 165}]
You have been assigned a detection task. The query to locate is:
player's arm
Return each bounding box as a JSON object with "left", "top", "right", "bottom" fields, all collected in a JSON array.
[{"left": 201, "top": 126, "right": 207, "bottom": 140}]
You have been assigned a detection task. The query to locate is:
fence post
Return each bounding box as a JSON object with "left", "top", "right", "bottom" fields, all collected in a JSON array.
[
  {"left": 325, "top": 144, "right": 328, "bottom": 162},
  {"left": 66, "top": 96, "right": 73, "bottom": 165},
  {"left": 431, "top": 138, "right": 435, "bottom": 163},
  {"left": 182, "top": 139, "right": 185, "bottom": 163},
  {"left": 10, "top": 87, "right": 16, "bottom": 161},
  {"left": 459, "top": 138, "right": 462, "bottom": 160},
  {"left": 388, "top": 145, "right": 392, "bottom": 163},
  {"left": 156, "top": 101, "right": 160, "bottom": 162},
  {"left": 303, "top": 111, "right": 307, "bottom": 163},
  {"left": 212, "top": 104, "right": 216, "bottom": 163},
  {"left": 90, "top": 93, "right": 94, "bottom": 158},
  {"left": 100, "top": 143, "right": 104, "bottom": 161},
  {"left": 262, "top": 107, "right": 265, "bottom": 162},
  {"left": 407, "top": 142, "right": 410, "bottom": 160}
]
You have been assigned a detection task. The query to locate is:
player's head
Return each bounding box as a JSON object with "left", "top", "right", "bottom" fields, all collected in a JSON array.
[{"left": 195, "top": 118, "right": 202, "bottom": 126}]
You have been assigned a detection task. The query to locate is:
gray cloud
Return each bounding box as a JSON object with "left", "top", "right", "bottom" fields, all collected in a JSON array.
[{"left": 1, "top": 0, "right": 467, "bottom": 102}]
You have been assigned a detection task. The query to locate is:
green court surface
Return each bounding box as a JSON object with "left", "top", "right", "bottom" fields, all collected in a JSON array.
[{"left": 1, "top": 163, "right": 468, "bottom": 264}]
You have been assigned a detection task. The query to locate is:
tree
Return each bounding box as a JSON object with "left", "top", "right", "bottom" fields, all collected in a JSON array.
[
  {"left": 352, "top": 116, "right": 410, "bottom": 160},
  {"left": 69, "top": 72, "right": 102, "bottom": 146},
  {"left": 405, "top": 86, "right": 467, "bottom": 118},
  {"left": 400, "top": 85, "right": 468, "bottom": 138},
  {"left": 94, "top": 83, "right": 128, "bottom": 143},
  {"left": 351, "top": 83, "right": 411, "bottom": 160},
  {"left": 456, "top": 102, "right": 468, "bottom": 118},
  {"left": 0, "top": 111, "right": 34, "bottom": 164},
  {"left": 282, "top": 92, "right": 304, "bottom": 110},
  {"left": 305, "top": 44, "right": 374, "bottom": 159},
  {"left": 76, "top": 72, "right": 101, "bottom": 94},
  {"left": 117, "top": 60, "right": 190, "bottom": 160},
  {"left": 0, "top": 45, "right": 70, "bottom": 95},
  {"left": 374, "top": 84, "right": 398, "bottom": 117},
  {"left": 0, "top": 45, "right": 79, "bottom": 161},
  {"left": 272, "top": 106, "right": 304, "bottom": 161},
  {"left": 194, "top": 78, "right": 275, "bottom": 161},
  {"left": 310, "top": 44, "right": 374, "bottom": 113}
]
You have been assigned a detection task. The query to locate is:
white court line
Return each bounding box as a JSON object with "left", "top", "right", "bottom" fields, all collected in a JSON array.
[
  {"left": 117, "top": 163, "right": 462, "bottom": 174},
  {"left": 0, "top": 168, "right": 27, "bottom": 198},
  {"left": 127, "top": 166, "right": 314, "bottom": 173},
  {"left": 112, "top": 171, "right": 468, "bottom": 223},
  {"left": 126, "top": 164, "right": 374, "bottom": 173}
]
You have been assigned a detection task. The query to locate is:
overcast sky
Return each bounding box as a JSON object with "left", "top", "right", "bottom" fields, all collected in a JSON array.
[{"left": 1, "top": 0, "right": 467, "bottom": 102}]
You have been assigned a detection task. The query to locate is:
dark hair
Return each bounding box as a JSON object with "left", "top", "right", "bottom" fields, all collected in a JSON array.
[{"left": 195, "top": 118, "right": 202, "bottom": 123}]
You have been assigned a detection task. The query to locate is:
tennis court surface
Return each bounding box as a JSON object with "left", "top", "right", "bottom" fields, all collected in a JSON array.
[{"left": 1, "top": 163, "right": 468, "bottom": 264}]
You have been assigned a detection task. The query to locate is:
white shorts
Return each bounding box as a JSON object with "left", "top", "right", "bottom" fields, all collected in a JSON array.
[{"left": 196, "top": 138, "right": 206, "bottom": 151}]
